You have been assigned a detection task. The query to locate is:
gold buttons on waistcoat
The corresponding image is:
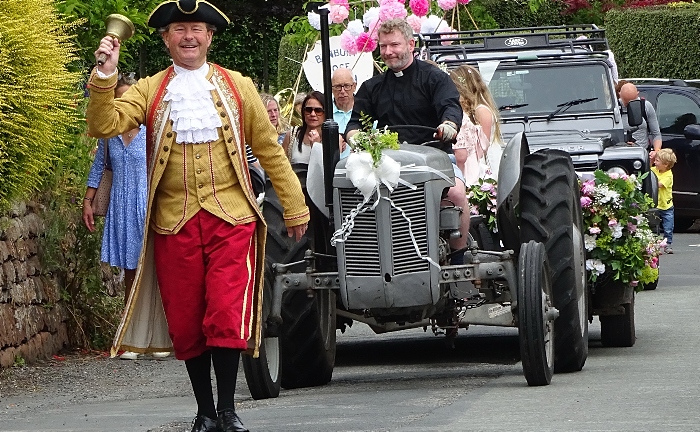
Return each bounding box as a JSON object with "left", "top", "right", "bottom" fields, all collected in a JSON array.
[
  {"left": 163, "top": 146, "right": 169, "bottom": 152},
  {"left": 223, "top": 125, "right": 230, "bottom": 131},
  {"left": 197, "top": 168, "right": 202, "bottom": 174},
  {"left": 216, "top": 101, "right": 222, "bottom": 107},
  {"left": 220, "top": 112, "right": 226, "bottom": 118},
  {"left": 166, "top": 132, "right": 173, "bottom": 138},
  {"left": 159, "top": 158, "right": 164, "bottom": 164},
  {"left": 231, "top": 150, "right": 237, "bottom": 156},
  {"left": 195, "top": 153, "right": 201, "bottom": 159},
  {"left": 198, "top": 184, "right": 203, "bottom": 189},
  {"left": 200, "top": 197, "right": 206, "bottom": 203},
  {"left": 227, "top": 137, "right": 233, "bottom": 143}
]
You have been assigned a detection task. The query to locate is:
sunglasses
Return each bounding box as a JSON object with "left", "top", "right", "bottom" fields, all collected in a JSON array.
[{"left": 304, "top": 106, "right": 325, "bottom": 114}]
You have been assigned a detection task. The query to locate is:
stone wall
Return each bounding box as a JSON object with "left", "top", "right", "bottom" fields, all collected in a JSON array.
[{"left": 0, "top": 201, "right": 69, "bottom": 367}]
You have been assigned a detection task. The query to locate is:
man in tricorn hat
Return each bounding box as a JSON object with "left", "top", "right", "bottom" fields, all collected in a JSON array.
[{"left": 86, "top": 1, "right": 310, "bottom": 431}]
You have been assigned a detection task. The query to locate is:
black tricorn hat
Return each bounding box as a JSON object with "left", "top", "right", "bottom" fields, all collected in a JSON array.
[{"left": 148, "top": 0, "right": 230, "bottom": 31}]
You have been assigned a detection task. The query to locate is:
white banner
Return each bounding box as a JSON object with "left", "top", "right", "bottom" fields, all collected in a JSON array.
[{"left": 303, "top": 36, "right": 374, "bottom": 93}]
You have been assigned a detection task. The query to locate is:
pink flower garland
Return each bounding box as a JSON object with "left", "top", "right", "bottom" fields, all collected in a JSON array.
[
  {"left": 379, "top": 0, "right": 408, "bottom": 21},
  {"left": 409, "top": 0, "right": 429, "bottom": 17},
  {"left": 437, "top": 0, "right": 457, "bottom": 10},
  {"left": 329, "top": 4, "right": 350, "bottom": 24},
  {"left": 356, "top": 32, "right": 378, "bottom": 53},
  {"left": 340, "top": 30, "right": 360, "bottom": 55},
  {"left": 457, "top": 0, "right": 471, "bottom": 4},
  {"left": 406, "top": 14, "right": 423, "bottom": 33}
]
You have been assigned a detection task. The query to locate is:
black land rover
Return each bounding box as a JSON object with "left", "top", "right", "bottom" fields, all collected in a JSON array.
[{"left": 419, "top": 25, "right": 656, "bottom": 196}]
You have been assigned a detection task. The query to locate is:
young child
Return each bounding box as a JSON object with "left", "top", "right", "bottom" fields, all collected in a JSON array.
[{"left": 651, "top": 148, "right": 677, "bottom": 253}]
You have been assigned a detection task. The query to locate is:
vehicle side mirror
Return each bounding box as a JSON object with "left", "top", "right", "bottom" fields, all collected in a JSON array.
[
  {"left": 626, "top": 99, "right": 644, "bottom": 127},
  {"left": 684, "top": 124, "right": 700, "bottom": 141}
]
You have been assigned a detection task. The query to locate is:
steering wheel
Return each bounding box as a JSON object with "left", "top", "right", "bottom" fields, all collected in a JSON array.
[{"left": 386, "top": 124, "right": 456, "bottom": 147}]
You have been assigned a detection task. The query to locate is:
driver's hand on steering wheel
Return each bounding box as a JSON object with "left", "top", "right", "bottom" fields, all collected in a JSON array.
[{"left": 435, "top": 121, "right": 458, "bottom": 142}]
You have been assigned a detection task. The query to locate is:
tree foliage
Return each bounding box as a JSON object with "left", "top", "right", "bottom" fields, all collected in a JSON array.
[{"left": 54, "top": 0, "right": 162, "bottom": 73}]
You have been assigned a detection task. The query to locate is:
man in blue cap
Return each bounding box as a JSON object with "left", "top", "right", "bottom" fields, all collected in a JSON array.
[{"left": 87, "top": 1, "right": 310, "bottom": 431}]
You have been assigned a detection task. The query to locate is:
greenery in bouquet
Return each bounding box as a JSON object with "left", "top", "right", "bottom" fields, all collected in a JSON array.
[
  {"left": 348, "top": 113, "right": 400, "bottom": 166},
  {"left": 466, "top": 177, "right": 498, "bottom": 233},
  {"left": 580, "top": 170, "right": 664, "bottom": 289}
]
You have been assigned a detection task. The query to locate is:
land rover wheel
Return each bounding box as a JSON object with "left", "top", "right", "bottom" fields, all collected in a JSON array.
[
  {"left": 600, "top": 295, "right": 636, "bottom": 347},
  {"left": 517, "top": 240, "right": 554, "bottom": 386},
  {"left": 520, "top": 150, "right": 588, "bottom": 373}
]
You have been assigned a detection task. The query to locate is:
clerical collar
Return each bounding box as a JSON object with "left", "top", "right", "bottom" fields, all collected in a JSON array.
[{"left": 391, "top": 60, "right": 416, "bottom": 78}]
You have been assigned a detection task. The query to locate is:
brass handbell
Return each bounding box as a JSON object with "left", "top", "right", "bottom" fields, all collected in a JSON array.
[{"left": 97, "top": 14, "right": 136, "bottom": 66}]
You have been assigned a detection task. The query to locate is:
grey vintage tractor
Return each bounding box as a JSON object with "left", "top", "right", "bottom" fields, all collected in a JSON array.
[
  {"left": 241, "top": 8, "right": 587, "bottom": 396},
  {"left": 242, "top": 131, "right": 588, "bottom": 396}
]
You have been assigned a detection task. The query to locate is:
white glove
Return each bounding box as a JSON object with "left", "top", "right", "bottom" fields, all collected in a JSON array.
[{"left": 436, "top": 121, "right": 458, "bottom": 141}]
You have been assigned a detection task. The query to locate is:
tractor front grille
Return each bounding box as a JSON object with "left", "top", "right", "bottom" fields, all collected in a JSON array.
[
  {"left": 390, "top": 186, "right": 429, "bottom": 275},
  {"left": 339, "top": 185, "right": 429, "bottom": 277},
  {"left": 339, "top": 189, "right": 380, "bottom": 276}
]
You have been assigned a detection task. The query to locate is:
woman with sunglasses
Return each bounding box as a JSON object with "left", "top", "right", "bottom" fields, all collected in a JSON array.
[{"left": 283, "top": 91, "right": 326, "bottom": 164}]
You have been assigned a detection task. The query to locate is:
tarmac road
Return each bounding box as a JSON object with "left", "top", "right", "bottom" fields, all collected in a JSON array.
[{"left": 0, "top": 233, "right": 698, "bottom": 432}]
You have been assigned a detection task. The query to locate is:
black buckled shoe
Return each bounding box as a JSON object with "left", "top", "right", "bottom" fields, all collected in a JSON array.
[
  {"left": 191, "top": 414, "right": 217, "bottom": 432},
  {"left": 216, "top": 408, "right": 249, "bottom": 432}
]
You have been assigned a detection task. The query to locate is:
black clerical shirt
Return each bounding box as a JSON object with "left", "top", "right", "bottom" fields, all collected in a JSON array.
[{"left": 346, "top": 59, "right": 462, "bottom": 153}]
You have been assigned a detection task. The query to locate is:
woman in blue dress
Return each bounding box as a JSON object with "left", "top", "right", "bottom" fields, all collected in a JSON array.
[{"left": 82, "top": 74, "right": 154, "bottom": 359}]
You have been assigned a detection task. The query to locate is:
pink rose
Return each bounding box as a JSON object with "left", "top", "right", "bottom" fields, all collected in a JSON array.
[
  {"left": 330, "top": 0, "right": 349, "bottom": 7},
  {"left": 329, "top": 4, "right": 349, "bottom": 24},
  {"left": 630, "top": 280, "right": 638, "bottom": 287},
  {"left": 581, "top": 180, "right": 595, "bottom": 196},
  {"left": 589, "top": 226, "right": 601, "bottom": 234},
  {"left": 437, "top": 0, "right": 458, "bottom": 10},
  {"left": 341, "top": 30, "right": 359, "bottom": 55},
  {"left": 409, "top": 0, "right": 430, "bottom": 17},
  {"left": 356, "top": 32, "right": 378, "bottom": 53},
  {"left": 580, "top": 196, "right": 592, "bottom": 208},
  {"left": 379, "top": 0, "right": 408, "bottom": 21},
  {"left": 457, "top": 0, "right": 471, "bottom": 4}
]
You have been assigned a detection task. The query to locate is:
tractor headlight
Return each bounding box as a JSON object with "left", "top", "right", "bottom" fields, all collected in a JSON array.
[
  {"left": 607, "top": 166, "right": 628, "bottom": 176},
  {"left": 633, "top": 160, "right": 643, "bottom": 170}
]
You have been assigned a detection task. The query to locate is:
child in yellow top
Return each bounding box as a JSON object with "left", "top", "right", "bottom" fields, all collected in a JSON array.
[{"left": 651, "top": 148, "right": 677, "bottom": 254}]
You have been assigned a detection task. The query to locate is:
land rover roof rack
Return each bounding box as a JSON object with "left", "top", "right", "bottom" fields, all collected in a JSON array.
[
  {"left": 625, "top": 78, "right": 689, "bottom": 87},
  {"left": 418, "top": 25, "right": 609, "bottom": 65}
]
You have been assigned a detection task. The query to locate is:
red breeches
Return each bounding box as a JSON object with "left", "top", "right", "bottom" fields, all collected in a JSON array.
[{"left": 154, "top": 210, "right": 257, "bottom": 360}]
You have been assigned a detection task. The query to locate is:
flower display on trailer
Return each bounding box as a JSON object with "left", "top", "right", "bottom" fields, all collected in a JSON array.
[
  {"left": 580, "top": 170, "right": 664, "bottom": 289},
  {"left": 464, "top": 169, "right": 663, "bottom": 290}
]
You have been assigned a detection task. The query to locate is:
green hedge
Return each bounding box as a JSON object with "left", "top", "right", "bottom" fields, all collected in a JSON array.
[{"left": 605, "top": 5, "right": 700, "bottom": 80}]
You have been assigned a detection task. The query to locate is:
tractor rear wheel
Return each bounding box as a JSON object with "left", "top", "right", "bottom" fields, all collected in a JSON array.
[{"left": 520, "top": 150, "right": 588, "bottom": 373}]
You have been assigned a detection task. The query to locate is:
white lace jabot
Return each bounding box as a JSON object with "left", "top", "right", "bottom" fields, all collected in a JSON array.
[{"left": 164, "top": 63, "right": 222, "bottom": 144}]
